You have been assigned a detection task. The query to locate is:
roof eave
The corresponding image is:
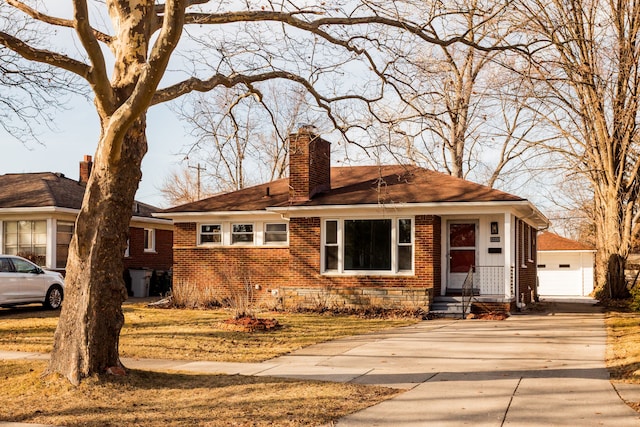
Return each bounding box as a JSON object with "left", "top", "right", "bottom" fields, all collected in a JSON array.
[
  {"left": 157, "top": 200, "right": 549, "bottom": 229},
  {"left": 270, "top": 200, "right": 549, "bottom": 228},
  {"left": 154, "top": 210, "right": 282, "bottom": 221}
]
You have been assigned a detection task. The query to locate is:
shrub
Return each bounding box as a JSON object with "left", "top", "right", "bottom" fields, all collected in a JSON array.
[
  {"left": 171, "top": 280, "right": 221, "bottom": 309},
  {"left": 629, "top": 285, "right": 640, "bottom": 312}
]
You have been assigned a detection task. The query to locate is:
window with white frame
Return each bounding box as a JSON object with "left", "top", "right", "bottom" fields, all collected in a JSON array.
[
  {"left": 528, "top": 227, "right": 535, "bottom": 261},
  {"left": 143, "top": 228, "right": 156, "bottom": 252},
  {"left": 397, "top": 218, "right": 413, "bottom": 271},
  {"left": 232, "top": 223, "right": 254, "bottom": 244},
  {"left": 56, "top": 222, "right": 74, "bottom": 268},
  {"left": 199, "top": 224, "right": 222, "bottom": 245},
  {"left": 323, "top": 218, "right": 413, "bottom": 273},
  {"left": 324, "top": 220, "right": 339, "bottom": 270},
  {"left": 3, "top": 220, "right": 47, "bottom": 266},
  {"left": 264, "top": 223, "right": 287, "bottom": 244}
]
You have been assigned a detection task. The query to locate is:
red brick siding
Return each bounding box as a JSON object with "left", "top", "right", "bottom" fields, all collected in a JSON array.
[
  {"left": 516, "top": 221, "right": 538, "bottom": 304},
  {"left": 289, "top": 131, "right": 331, "bottom": 201},
  {"left": 173, "top": 222, "right": 289, "bottom": 298},
  {"left": 175, "top": 222, "right": 196, "bottom": 247},
  {"left": 173, "top": 216, "right": 441, "bottom": 309},
  {"left": 173, "top": 246, "right": 290, "bottom": 298},
  {"left": 285, "top": 215, "right": 440, "bottom": 308},
  {"left": 472, "top": 301, "right": 511, "bottom": 314},
  {"left": 123, "top": 227, "right": 173, "bottom": 271}
]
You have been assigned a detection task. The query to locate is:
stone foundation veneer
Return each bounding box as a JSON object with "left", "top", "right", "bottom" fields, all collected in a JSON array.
[{"left": 279, "top": 286, "right": 432, "bottom": 310}]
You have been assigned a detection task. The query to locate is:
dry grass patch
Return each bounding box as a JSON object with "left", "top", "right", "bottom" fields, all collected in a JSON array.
[
  {"left": 0, "top": 303, "right": 420, "bottom": 362},
  {"left": 605, "top": 310, "right": 640, "bottom": 383},
  {"left": 606, "top": 308, "right": 640, "bottom": 412},
  {"left": 0, "top": 359, "right": 399, "bottom": 426}
]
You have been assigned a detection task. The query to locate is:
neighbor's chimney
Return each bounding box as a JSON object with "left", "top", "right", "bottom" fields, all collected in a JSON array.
[
  {"left": 79, "top": 155, "right": 93, "bottom": 184},
  {"left": 289, "top": 125, "right": 331, "bottom": 202}
]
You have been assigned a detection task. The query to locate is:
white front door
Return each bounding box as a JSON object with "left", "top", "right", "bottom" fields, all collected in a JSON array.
[{"left": 447, "top": 222, "right": 477, "bottom": 291}]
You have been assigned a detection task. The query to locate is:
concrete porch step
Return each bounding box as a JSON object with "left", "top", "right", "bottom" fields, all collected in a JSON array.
[{"left": 431, "top": 296, "right": 470, "bottom": 318}]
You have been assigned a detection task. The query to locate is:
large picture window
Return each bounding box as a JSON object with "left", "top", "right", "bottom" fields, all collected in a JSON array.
[
  {"left": 4, "top": 220, "right": 47, "bottom": 266},
  {"left": 344, "top": 219, "right": 391, "bottom": 270},
  {"left": 323, "top": 218, "right": 413, "bottom": 274}
]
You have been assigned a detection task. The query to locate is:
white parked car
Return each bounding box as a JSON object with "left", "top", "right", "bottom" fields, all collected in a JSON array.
[{"left": 0, "top": 255, "right": 65, "bottom": 309}]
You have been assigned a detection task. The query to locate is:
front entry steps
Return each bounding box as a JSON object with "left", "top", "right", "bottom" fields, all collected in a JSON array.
[{"left": 431, "top": 296, "right": 468, "bottom": 318}]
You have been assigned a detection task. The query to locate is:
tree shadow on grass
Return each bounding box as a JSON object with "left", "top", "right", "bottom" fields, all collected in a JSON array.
[{"left": 1, "top": 360, "right": 399, "bottom": 427}]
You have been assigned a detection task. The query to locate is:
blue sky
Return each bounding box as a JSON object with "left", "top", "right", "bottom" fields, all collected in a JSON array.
[{"left": 0, "top": 95, "right": 191, "bottom": 208}]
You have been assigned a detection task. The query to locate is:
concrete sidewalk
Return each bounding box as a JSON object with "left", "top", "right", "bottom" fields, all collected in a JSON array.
[{"left": 2, "top": 302, "right": 640, "bottom": 426}]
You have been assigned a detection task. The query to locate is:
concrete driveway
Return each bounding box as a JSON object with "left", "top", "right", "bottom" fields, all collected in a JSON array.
[
  {"left": 257, "top": 301, "right": 640, "bottom": 426},
  {"left": 2, "top": 301, "right": 639, "bottom": 426}
]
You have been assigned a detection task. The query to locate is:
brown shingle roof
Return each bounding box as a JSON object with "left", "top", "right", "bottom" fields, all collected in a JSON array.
[
  {"left": 165, "top": 165, "right": 524, "bottom": 213},
  {"left": 0, "top": 172, "right": 160, "bottom": 217},
  {"left": 538, "top": 232, "right": 595, "bottom": 251}
]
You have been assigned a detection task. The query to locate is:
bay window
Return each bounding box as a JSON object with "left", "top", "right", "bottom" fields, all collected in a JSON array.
[
  {"left": 56, "top": 222, "right": 74, "bottom": 268},
  {"left": 3, "top": 220, "right": 47, "bottom": 266}
]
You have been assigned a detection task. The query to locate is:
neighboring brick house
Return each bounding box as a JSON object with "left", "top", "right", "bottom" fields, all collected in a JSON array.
[
  {"left": 0, "top": 155, "right": 173, "bottom": 296},
  {"left": 158, "top": 127, "right": 548, "bottom": 313}
]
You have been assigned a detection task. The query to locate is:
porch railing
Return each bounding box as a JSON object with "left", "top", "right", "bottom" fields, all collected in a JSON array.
[
  {"left": 472, "top": 266, "right": 514, "bottom": 297},
  {"left": 461, "top": 267, "right": 475, "bottom": 318}
]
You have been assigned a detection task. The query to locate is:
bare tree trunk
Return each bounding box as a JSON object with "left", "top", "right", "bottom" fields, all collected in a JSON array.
[
  {"left": 46, "top": 117, "right": 147, "bottom": 385},
  {"left": 595, "top": 190, "right": 631, "bottom": 299}
]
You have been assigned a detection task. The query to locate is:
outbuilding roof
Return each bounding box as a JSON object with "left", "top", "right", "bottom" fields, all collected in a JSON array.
[{"left": 538, "top": 232, "right": 595, "bottom": 251}]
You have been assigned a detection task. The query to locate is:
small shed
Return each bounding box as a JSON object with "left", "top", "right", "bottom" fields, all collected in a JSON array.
[{"left": 537, "top": 232, "right": 595, "bottom": 297}]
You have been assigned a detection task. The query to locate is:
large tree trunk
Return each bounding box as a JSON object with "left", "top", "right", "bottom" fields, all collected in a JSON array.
[
  {"left": 46, "top": 117, "right": 147, "bottom": 385},
  {"left": 594, "top": 190, "right": 631, "bottom": 299}
]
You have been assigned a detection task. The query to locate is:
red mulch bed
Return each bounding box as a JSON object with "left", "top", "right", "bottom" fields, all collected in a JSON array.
[
  {"left": 475, "top": 312, "right": 509, "bottom": 320},
  {"left": 218, "top": 316, "right": 281, "bottom": 332}
]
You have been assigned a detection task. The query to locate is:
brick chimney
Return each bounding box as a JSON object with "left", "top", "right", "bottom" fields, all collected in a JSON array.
[
  {"left": 79, "top": 155, "right": 93, "bottom": 184},
  {"left": 289, "top": 125, "right": 331, "bottom": 202}
]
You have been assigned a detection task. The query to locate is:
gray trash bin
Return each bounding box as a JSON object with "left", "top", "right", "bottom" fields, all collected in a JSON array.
[{"left": 129, "top": 269, "right": 152, "bottom": 297}]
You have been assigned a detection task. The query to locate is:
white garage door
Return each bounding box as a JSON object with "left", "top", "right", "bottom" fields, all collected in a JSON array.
[{"left": 537, "top": 253, "right": 585, "bottom": 296}]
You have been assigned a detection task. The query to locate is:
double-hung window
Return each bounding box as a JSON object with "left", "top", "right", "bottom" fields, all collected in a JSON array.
[
  {"left": 324, "top": 220, "right": 339, "bottom": 271},
  {"left": 144, "top": 228, "right": 155, "bottom": 252},
  {"left": 323, "top": 218, "right": 413, "bottom": 274},
  {"left": 200, "top": 224, "right": 222, "bottom": 244},
  {"left": 397, "top": 218, "right": 413, "bottom": 271},
  {"left": 264, "top": 223, "right": 287, "bottom": 244},
  {"left": 232, "top": 224, "right": 254, "bottom": 244}
]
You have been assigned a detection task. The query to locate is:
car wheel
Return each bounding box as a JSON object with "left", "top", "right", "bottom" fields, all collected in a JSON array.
[{"left": 44, "top": 285, "right": 63, "bottom": 310}]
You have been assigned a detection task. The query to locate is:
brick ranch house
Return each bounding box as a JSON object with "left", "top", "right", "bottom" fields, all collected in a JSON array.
[
  {"left": 158, "top": 128, "right": 549, "bottom": 313},
  {"left": 0, "top": 156, "right": 173, "bottom": 296}
]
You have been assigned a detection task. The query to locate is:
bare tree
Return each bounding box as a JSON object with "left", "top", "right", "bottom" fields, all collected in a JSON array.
[
  {"left": 1, "top": 0, "right": 512, "bottom": 384},
  {"left": 361, "top": 0, "right": 542, "bottom": 191},
  {"left": 0, "top": 5, "right": 79, "bottom": 141},
  {"left": 171, "top": 82, "right": 324, "bottom": 194},
  {"left": 159, "top": 166, "right": 215, "bottom": 206},
  {"left": 516, "top": 0, "right": 640, "bottom": 298}
]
